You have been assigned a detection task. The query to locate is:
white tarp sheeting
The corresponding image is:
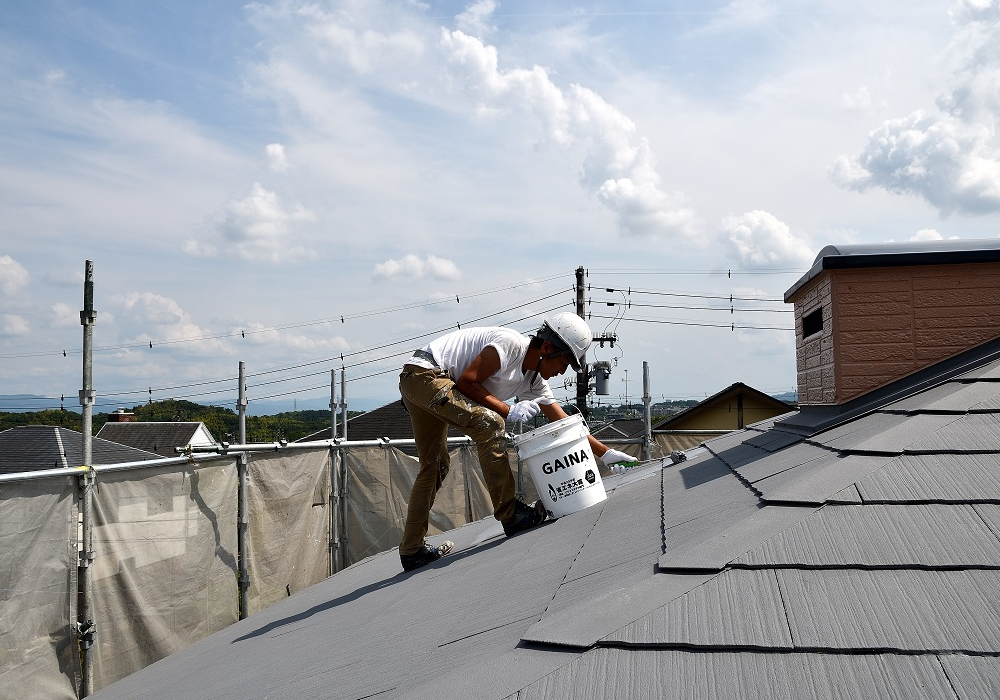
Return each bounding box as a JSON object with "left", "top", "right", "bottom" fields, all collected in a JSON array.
[
  {"left": 246, "top": 448, "right": 332, "bottom": 614},
  {"left": 0, "top": 477, "right": 80, "bottom": 700},
  {"left": 91, "top": 460, "right": 239, "bottom": 691}
]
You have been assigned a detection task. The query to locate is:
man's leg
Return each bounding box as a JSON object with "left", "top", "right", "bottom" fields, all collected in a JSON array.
[
  {"left": 399, "top": 370, "right": 452, "bottom": 556},
  {"left": 401, "top": 369, "right": 517, "bottom": 523}
]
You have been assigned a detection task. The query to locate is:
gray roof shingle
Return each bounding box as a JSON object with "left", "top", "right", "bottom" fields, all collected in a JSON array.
[
  {"left": 0, "top": 425, "right": 161, "bottom": 474},
  {"left": 95, "top": 421, "right": 214, "bottom": 457}
]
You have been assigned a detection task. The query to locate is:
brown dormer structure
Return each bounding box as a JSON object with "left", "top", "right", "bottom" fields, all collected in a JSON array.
[{"left": 785, "top": 239, "right": 1000, "bottom": 408}]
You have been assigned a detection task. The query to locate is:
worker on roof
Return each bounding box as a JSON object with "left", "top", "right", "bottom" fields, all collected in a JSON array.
[{"left": 398, "top": 312, "right": 633, "bottom": 572}]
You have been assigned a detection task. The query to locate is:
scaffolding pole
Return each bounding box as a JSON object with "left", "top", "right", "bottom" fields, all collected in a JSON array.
[
  {"left": 339, "top": 369, "right": 349, "bottom": 566},
  {"left": 237, "top": 362, "right": 250, "bottom": 619},
  {"left": 78, "top": 260, "right": 96, "bottom": 697},
  {"left": 330, "top": 369, "right": 341, "bottom": 574},
  {"left": 642, "top": 362, "right": 653, "bottom": 462}
]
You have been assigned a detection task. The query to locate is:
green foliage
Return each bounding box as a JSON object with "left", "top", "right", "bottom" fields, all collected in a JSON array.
[
  {"left": 0, "top": 409, "right": 82, "bottom": 431},
  {"left": 0, "top": 401, "right": 364, "bottom": 443}
]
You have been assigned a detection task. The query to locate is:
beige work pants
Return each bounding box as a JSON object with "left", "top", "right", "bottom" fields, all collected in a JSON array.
[{"left": 398, "top": 365, "right": 515, "bottom": 556}]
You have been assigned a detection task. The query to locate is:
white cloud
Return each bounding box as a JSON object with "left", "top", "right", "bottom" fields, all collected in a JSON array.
[
  {"left": 830, "top": 111, "right": 1000, "bottom": 214},
  {"left": 0, "top": 255, "right": 29, "bottom": 295},
  {"left": 456, "top": 1, "right": 498, "bottom": 38},
  {"left": 841, "top": 86, "right": 872, "bottom": 112},
  {"left": 185, "top": 183, "right": 316, "bottom": 262},
  {"left": 832, "top": 4, "right": 1000, "bottom": 214},
  {"left": 265, "top": 143, "right": 290, "bottom": 172},
  {"left": 911, "top": 228, "right": 943, "bottom": 241},
  {"left": 439, "top": 30, "right": 701, "bottom": 239},
  {"left": 52, "top": 302, "right": 78, "bottom": 327},
  {"left": 373, "top": 254, "right": 462, "bottom": 281},
  {"left": 721, "top": 210, "right": 815, "bottom": 269},
  {"left": 110, "top": 291, "right": 228, "bottom": 354},
  {"left": 293, "top": 4, "right": 425, "bottom": 75},
  {"left": 1, "top": 314, "right": 29, "bottom": 336}
]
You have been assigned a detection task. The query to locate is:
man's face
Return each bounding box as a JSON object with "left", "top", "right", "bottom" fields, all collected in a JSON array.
[{"left": 539, "top": 342, "right": 572, "bottom": 379}]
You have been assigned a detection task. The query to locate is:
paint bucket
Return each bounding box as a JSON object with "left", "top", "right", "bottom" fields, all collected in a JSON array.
[{"left": 512, "top": 414, "right": 606, "bottom": 518}]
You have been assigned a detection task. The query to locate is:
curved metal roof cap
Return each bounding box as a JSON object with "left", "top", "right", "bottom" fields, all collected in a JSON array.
[
  {"left": 787, "top": 237, "right": 1000, "bottom": 302},
  {"left": 811, "top": 238, "right": 1000, "bottom": 266}
]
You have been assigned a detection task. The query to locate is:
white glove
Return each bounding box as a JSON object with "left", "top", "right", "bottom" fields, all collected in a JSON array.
[
  {"left": 507, "top": 400, "right": 540, "bottom": 423},
  {"left": 601, "top": 449, "right": 634, "bottom": 466}
]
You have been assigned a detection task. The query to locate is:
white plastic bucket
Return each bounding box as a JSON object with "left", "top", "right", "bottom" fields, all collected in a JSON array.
[{"left": 512, "top": 414, "right": 606, "bottom": 518}]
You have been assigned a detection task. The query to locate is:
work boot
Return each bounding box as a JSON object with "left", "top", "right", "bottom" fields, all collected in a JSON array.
[
  {"left": 400, "top": 540, "right": 454, "bottom": 572},
  {"left": 502, "top": 500, "right": 547, "bottom": 537}
]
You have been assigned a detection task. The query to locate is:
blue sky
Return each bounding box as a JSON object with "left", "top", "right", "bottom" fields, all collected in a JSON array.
[{"left": 1, "top": 0, "right": 999, "bottom": 415}]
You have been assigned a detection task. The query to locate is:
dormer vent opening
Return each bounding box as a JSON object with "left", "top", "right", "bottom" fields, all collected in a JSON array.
[{"left": 802, "top": 307, "right": 823, "bottom": 339}]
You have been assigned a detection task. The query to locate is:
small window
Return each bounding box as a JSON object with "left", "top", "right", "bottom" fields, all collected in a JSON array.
[{"left": 802, "top": 307, "right": 823, "bottom": 339}]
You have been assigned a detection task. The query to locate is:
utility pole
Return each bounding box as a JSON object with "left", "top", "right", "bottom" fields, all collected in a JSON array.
[
  {"left": 574, "top": 266, "right": 617, "bottom": 419},
  {"left": 575, "top": 267, "right": 588, "bottom": 418}
]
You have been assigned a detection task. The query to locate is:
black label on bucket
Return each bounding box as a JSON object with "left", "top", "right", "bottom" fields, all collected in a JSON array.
[{"left": 546, "top": 476, "right": 591, "bottom": 502}]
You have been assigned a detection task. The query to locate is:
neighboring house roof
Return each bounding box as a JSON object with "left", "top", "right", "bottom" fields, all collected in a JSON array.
[
  {"left": 96, "top": 421, "right": 215, "bottom": 458},
  {"left": 0, "top": 426, "right": 161, "bottom": 475},
  {"left": 653, "top": 381, "right": 793, "bottom": 432},
  {"left": 87, "top": 337, "right": 1000, "bottom": 698},
  {"left": 590, "top": 418, "right": 645, "bottom": 439},
  {"left": 295, "top": 400, "right": 468, "bottom": 454}
]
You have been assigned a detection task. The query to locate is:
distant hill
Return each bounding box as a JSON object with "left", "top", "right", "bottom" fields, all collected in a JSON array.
[{"left": 0, "top": 399, "right": 364, "bottom": 443}]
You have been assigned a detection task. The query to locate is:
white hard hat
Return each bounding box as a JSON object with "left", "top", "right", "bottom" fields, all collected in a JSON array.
[{"left": 536, "top": 312, "right": 593, "bottom": 370}]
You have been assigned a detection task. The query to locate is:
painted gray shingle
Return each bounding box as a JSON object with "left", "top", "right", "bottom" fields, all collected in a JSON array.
[
  {"left": 780, "top": 569, "right": 1000, "bottom": 653},
  {"left": 514, "top": 649, "right": 957, "bottom": 700},
  {"left": 605, "top": 568, "right": 793, "bottom": 648},
  {"left": 906, "top": 413, "right": 1000, "bottom": 452},
  {"left": 756, "top": 453, "right": 898, "bottom": 505},
  {"left": 886, "top": 379, "right": 1000, "bottom": 413},
  {"left": 853, "top": 453, "right": 1000, "bottom": 502},
  {"left": 733, "top": 504, "right": 1000, "bottom": 568}
]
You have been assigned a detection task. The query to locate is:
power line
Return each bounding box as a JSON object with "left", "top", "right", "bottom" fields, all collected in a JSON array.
[
  {"left": 592, "top": 285, "right": 786, "bottom": 303},
  {"left": 0, "top": 273, "right": 570, "bottom": 360},
  {"left": 592, "top": 299, "right": 792, "bottom": 313},
  {"left": 95, "top": 300, "right": 574, "bottom": 406},
  {"left": 587, "top": 312, "right": 793, "bottom": 332}
]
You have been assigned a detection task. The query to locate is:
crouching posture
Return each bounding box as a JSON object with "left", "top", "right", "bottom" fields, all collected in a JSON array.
[{"left": 397, "top": 312, "right": 632, "bottom": 572}]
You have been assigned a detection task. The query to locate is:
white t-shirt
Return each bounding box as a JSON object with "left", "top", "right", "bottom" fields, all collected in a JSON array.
[{"left": 407, "top": 327, "right": 557, "bottom": 405}]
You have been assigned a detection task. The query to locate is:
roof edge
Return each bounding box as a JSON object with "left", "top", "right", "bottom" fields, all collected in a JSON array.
[{"left": 785, "top": 238, "right": 1000, "bottom": 302}]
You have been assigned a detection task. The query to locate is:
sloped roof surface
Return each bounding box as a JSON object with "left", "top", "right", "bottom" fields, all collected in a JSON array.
[
  {"left": 96, "top": 421, "right": 213, "bottom": 457},
  {"left": 91, "top": 349, "right": 1000, "bottom": 699},
  {"left": 0, "top": 425, "right": 161, "bottom": 474},
  {"left": 590, "top": 417, "right": 645, "bottom": 438}
]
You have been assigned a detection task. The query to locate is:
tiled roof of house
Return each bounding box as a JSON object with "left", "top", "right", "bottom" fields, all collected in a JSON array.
[
  {"left": 96, "top": 421, "right": 214, "bottom": 457},
  {"left": 295, "top": 400, "right": 469, "bottom": 454},
  {"left": 87, "top": 339, "right": 1000, "bottom": 700},
  {"left": 0, "top": 425, "right": 161, "bottom": 475},
  {"left": 590, "top": 418, "right": 646, "bottom": 439}
]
